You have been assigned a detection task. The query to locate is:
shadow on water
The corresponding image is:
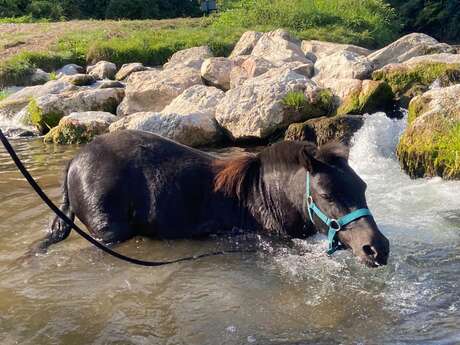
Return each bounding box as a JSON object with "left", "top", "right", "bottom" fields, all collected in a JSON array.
[{"left": 0, "top": 114, "right": 459, "bottom": 345}]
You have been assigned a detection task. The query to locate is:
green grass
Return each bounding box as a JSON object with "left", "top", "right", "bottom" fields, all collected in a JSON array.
[
  {"left": 0, "top": 90, "right": 11, "bottom": 101},
  {"left": 0, "top": 15, "right": 49, "bottom": 24},
  {"left": 0, "top": 0, "right": 401, "bottom": 88}
]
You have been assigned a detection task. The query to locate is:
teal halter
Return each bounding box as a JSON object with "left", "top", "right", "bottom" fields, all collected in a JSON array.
[{"left": 304, "top": 172, "right": 373, "bottom": 255}]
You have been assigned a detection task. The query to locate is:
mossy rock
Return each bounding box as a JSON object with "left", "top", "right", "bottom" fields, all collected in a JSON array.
[
  {"left": 44, "top": 120, "right": 109, "bottom": 145},
  {"left": 397, "top": 85, "right": 460, "bottom": 179},
  {"left": 282, "top": 88, "right": 335, "bottom": 121},
  {"left": 285, "top": 115, "right": 364, "bottom": 146},
  {"left": 373, "top": 62, "right": 460, "bottom": 106},
  {"left": 62, "top": 74, "right": 96, "bottom": 86},
  {"left": 337, "top": 80, "right": 394, "bottom": 115},
  {"left": 27, "top": 98, "right": 63, "bottom": 134}
]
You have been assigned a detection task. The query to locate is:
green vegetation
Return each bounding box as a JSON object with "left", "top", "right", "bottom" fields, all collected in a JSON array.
[
  {"left": 44, "top": 121, "right": 106, "bottom": 144},
  {"left": 0, "top": 0, "right": 201, "bottom": 21},
  {"left": 373, "top": 63, "right": 460, "bottom": 105},
  {"left": 398, "top": 121, "right": 460, "bottom": 180},
  {"left": 336, "top": 81, "right": 394, "bottom": 115},
  {"left": 283, "top": 89, "right": 334, "bottom": 119},
  {"left": 388, "top": 0, "right": 460, "bottom": 44},
  {"left": 27, "top": 98, "right": 62, "bottom": 133},
  {"left": 214, "top": 0, "right": 399, "bottom": 48}
]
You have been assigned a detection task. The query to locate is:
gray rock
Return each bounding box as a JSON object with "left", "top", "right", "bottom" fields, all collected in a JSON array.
[{"left": 87, "top": 61, "right": 117, "bottom": 80}]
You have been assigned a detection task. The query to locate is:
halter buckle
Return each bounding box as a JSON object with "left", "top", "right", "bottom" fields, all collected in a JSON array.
[
  {"left": 307, "top": 196, "right": 314, "bottom": 207},
  {"left": 329, "top": 219, "right": 341, "bottom": 231}
]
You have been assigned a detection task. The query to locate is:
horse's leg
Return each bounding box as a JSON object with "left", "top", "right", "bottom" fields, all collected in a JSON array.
[{"left": 27, "top": 203, "right": 74, "bottom": 255}]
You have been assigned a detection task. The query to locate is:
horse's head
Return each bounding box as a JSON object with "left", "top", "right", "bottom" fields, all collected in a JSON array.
[
  {"left": 297, "top": 142, "right": 390, "bottom": 267},
  {"left": 214, "top": 141, "right": 390, "bottom": 267}
]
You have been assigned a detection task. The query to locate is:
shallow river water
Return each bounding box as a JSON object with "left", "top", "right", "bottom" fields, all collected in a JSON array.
[{"left": 0, "top": 113, "right": 459, "bottom": 345}]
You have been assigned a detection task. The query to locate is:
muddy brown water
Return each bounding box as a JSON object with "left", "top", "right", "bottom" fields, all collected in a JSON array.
[{"left": 0, "top": 114, "right": 459, "bottom": 345}]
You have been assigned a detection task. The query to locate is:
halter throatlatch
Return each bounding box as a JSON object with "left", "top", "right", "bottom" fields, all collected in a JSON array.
[{"left": 304, "top": 172, "right": 373, "bottom": 255}]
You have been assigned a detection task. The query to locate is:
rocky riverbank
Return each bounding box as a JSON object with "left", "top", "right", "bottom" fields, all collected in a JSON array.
[{"left": 1, "top": 30, "right": 459, "bottom": 179}]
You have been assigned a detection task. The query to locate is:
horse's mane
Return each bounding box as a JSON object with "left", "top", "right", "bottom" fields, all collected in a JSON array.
[
  {"left": 213, "top": 154, "right": 260, "bottom": 200},
  {"left": 213, "top": 141, "right": 348, "bottom": 200}
]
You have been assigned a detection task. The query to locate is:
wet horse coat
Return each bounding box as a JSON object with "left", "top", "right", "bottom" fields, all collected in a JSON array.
[{"left": 36, "top": 130, "right": 389, "bottom": 267}]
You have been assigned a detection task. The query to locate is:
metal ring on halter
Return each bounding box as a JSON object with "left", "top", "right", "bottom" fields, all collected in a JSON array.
[
  {"left": 307, "top": 196, "right": 314, "bottom": 207},
  {"left": 329, "top": 219, "right": 341, "bottom": 231}
]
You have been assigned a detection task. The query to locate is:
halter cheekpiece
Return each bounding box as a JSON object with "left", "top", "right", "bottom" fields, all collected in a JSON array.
[{"left": 304, "top": 172, "right": 373, "bottom": 255}]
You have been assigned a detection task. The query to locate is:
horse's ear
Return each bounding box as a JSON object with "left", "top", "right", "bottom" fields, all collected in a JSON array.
[
  {"left": 299, "top": 145, "right": 320, "bottom": 174},
  {"left": 318, "top": 142, "right": 350, "bottom": 164}
]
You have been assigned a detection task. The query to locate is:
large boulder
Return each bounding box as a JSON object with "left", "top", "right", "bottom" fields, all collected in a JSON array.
[
  {"left": 215, "top": 67, "right": 333, "bottom": 140},
  {"left": 0, "top": 80, "right": 74, "bottom": 120},
  {"left": 201, "top": 57, "right": 234, "bottom": 90},
  {"left": 44, "top": 111, "right": 117, "bottom": 144},
  {"left": 162, "top": 85, "right": 224, "bottom": 116},
  {"left": 109, "top": 111, "right": 221, "bottom": 147},
  {"left": 163, "top": 46, "right": 212, "bottom": 70},
  {"left": 111, "top": 85, "right": 225, "bottom": 147},
  {"left": 316, "top": 78, "right": 394, "bottom": 115},
  {"left": 229, "top": 31, "right": 263, "bottom": 58},
  {"left": 314, "top": 51, "right": 374, "bottom": 81},
  {"left": 397, "top": 84, "right": 460, "bottom": 179},
  {"left": 301, "top": 40, "right": 371, "bottom": 62},
  {"left": 117, "top": 67, "right": 203, "bottom": 116},
  {"left": 251, "top": 29, "right": 312, "bottom": 67},
  {"left": 373, "top": 53, "right": 460, "bottom": 105},
  {"left": 285, "top": 115, "right": 364, "bottom": 146},
  {"left": 87, "top": 61, "right": 117, "bottom": 80},
  {"left": 115, "top": 63, "right": 147, "bottom": 81},
  {"left": 229, "top": 56, "right": 275, "bottom": 89},
  {"left": 367, "top": 33, "right": 454, "bottom": 70},
  {"left": 23, "top": 88, "right": 124, "bottom": 134}
]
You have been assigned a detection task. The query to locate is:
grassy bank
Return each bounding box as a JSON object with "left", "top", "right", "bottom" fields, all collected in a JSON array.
[{"left": 0, "top": 0, "right": 399, "bottom": 88}]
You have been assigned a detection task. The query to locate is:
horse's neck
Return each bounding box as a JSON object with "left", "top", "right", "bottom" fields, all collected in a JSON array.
[{"left": 245, "top": 167, "right": 302, "bottom": 235}]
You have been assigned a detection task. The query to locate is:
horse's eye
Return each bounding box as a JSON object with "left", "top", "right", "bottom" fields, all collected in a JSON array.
[{"left": 320, "top": 194, "right": 333, "bottom": 201}]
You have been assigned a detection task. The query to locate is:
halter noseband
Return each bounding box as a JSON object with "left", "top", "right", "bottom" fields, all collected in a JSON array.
[{"left": 304, "top": 172, "right": 373, "bottom": 255}]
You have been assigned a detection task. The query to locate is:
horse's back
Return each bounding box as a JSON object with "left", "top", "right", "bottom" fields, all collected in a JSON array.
[{"left": 66, "top": 130, "right": 215, "bottom": 239}]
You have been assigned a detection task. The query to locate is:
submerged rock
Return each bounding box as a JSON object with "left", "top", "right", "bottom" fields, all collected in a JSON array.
[
  {"left": 397, "top": 84, "right": 460, "bottom": 179},
  {"left": 285, "top": 115, "right": 364, "bottom": 146},
  {"left": 87, "top": 61, "right": 117, "bottom": 80},
  {"left": 44, "top": 111, "right": 117, "bottom": 144},
  {"left": 367, "top": 33, "right": 454, "bottom": 69},
  {"left": 373, "top": 53, "right": 460, "bottom": 106}
]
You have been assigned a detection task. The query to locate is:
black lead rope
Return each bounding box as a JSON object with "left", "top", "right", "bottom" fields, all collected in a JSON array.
[{"left": 0, "top": 129, "right": 250, "bottom": 267}]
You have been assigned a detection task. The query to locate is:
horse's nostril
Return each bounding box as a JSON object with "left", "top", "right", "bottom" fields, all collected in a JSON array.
[{"left": 362, "top": 245, "right": 376, "bottom": 257}]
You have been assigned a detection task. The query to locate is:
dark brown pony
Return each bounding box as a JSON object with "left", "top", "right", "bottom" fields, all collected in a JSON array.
[{"left": 32, "top": 130, "right": 389, "bottom": 267}]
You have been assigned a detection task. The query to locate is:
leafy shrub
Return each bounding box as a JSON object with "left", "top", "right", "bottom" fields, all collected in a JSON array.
[
  {"left": 105, "top": 0, "right": 160, "bottom": 20},
  {"left": 27, "top": 0, "right": 64, "bottom": 20}
]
